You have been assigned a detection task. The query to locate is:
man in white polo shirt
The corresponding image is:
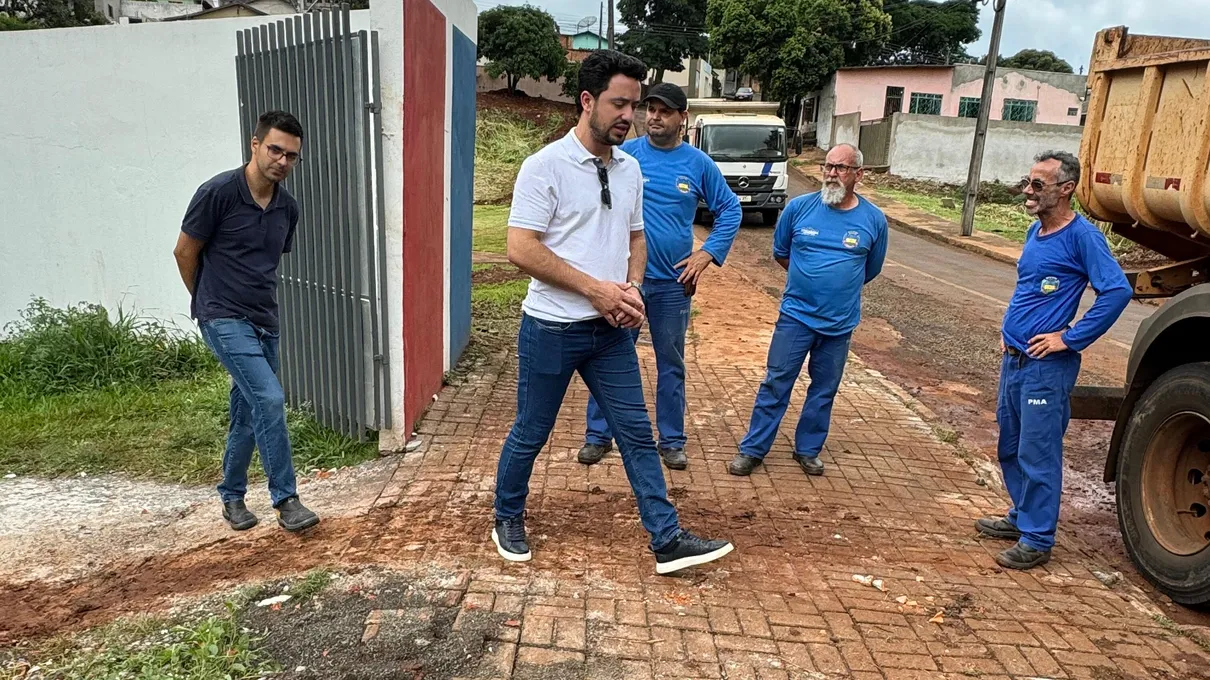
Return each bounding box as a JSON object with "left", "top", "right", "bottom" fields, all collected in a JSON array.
[{"left": 492, "top": 50, "right": 735, "bottom": 575}]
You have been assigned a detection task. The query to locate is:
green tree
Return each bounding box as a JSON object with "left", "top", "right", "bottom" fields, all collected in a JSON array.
[
  {"left": 993, "top": 48, "right": 1074, "bottom": 73},
  {"left": 561, "top": 60, "right": 582, "bottom": 100},
  {"left": 478, "top": 5, "right": 567, "bottom": 95},
  {"left": 875, "top": 0, "right": 980, "bottom": 65},
  {"left": 707, "top": 0, "right": 891, "bottom": 102},
  {"left": 617, "top": 0, "right": 709, "bottom": 84},
  {"left": 1, "top": 0, "right": 106, "bottom": 29}
]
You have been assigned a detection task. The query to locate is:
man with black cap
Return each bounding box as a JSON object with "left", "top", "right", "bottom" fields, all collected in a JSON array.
[{"left": 577, "top": 82, "right": 742, "bottom": 471}]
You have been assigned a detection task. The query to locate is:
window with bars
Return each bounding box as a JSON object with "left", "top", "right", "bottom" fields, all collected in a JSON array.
[
  {"left": 909, "top": 92, "right": 943, "bottom": 115},
  {"left": 1067, "top": 107, "right": 1080, "bottom": 116},
  {"left": 958, "top": 97, "right": 981, "bottom": 118},
  {"left": 1002, "top": 98, "right": 1038, "bottom": 122}
]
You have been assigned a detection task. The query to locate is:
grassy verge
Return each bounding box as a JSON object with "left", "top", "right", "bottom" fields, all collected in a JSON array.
[
  {"left": 0, "top": 300, "right": 377, "bottom": 482},
  {"left": 475, "top": 108, "right": 565, "bottom": 204},
  {"left": 875, "top": 187, "right": 1035, "bottom": 243},
  {"left": 472, "top": 204, "right": 510, "bottom": 255}
]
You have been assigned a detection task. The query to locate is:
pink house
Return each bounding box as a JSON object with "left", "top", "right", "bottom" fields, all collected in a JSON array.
[{"left": 814, "top": 64, "right": 1087, "bottom": 148}]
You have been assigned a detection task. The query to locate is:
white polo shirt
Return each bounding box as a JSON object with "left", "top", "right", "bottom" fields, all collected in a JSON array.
[{"left": 508, "top": 130, "right": 645, "bottom": 323}]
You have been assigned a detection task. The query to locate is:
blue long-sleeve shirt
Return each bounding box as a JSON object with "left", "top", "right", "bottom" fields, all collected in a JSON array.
[
  {"left": 621, "top": 136, "right": 742, "bottom": 282},
  {"left": 1002, "top": 215, "right": 1132, "bottom": 355},
  {"left": 774, "top": 192, "right": 888, "bottom": 335}
]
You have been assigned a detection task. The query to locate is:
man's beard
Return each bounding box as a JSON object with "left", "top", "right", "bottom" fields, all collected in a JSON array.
[
  {"left": 648, "top": 125, "right": 679, "bottom": 146},
  {"left": 590, "top": 110, "right": 628, "bottom": 146},
  {"left": 821, "top": 181, "right": 847, "bottom": 206}
]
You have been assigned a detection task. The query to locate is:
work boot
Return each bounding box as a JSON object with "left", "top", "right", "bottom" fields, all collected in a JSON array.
[
  {"left": 577, "top": 442, "right": 612, "bottom": 465},
  {"left": 728, "top": 454, "right": 763, "bottom": 476},
  {"left": 794, "top": 454, "right": 825, "bottom": 476},
  {"left": 659, "top": 447, "right": 688, "bottom": 470},
  {"left": 222, "top": 499, "right": 258, "bottom": 531},
  {"left": 654, "top": 531, "right": 735, "bottom": 575},
  {"left": 976, "top": 516, "right": 1022, "bottom": 540},
  {"left": 995, "top": 541, "right": 1051, "bottom": 570},
  {"left": 275, "top": 497, "right": 320, "bottom": 532},
  {"left": 492, "top": 516, "right": 532, "bottom": 562}
]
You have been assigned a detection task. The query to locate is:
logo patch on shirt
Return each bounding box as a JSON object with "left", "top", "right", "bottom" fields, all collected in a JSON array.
[
  {"left": 799, "top": 227, "right": 819, "bottom": 237},
  {"left": 842, "top": 230, "right": 860, "bottom": 249},
  {"left": 1028, "top": 398, "right": 1049, "bottom": 406},
  {"left": 1040, "top": 276, "right": 1060, "bottom": 295},
  {"left": 675, "top": 175, "right": 691, "bottom": 194}
]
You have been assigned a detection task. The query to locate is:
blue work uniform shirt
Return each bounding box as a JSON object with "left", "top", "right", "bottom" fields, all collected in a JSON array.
[
  {"left": 181, "top": 166, "right": 299, "bottom": 331},
  {"left": 621, "top": 136, "right": 742, "bottom": 282},
  {"left": 1002, "top": 214, "right": 1131, "bottom": 355},
  {"left": 773, "top": 192, "right": 888, "bottom": 335}
]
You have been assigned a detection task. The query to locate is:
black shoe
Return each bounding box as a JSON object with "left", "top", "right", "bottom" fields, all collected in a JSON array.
[
  {"left": 659, "top": 447, "right": 688, "bottom": 470},
  {"left": 275, "top": 497, "right": 320, "bottom": 532},
  {"left": 577, "top": 442, "right": 612, "bottom": 465},
  {"left": 976, "top": 516, "right": 1021, "bottom": 540},
  {"left": 654, "top": 531, "right": 735, "bottom": 575},
  {"left": 995, "top": 541, "right": 1051, "bottom": 570},
  {"left": 222, "top": 500, "right": 258, "bottom": 531},
  {"left": 728, "top": 454, "right": 763, "bottom": 476},
  {"left": 793, "top": 454, "right": 824, "bottom": 476},
  {"left": 492, "top": 517, "right": 532, "bottom": 562}
]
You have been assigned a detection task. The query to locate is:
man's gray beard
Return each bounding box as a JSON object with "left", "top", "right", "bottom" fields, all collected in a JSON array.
[{"left": 821, "top": 182, "right": 847, "bottom": 206}]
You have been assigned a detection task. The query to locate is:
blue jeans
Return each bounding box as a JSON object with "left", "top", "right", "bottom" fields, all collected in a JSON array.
[
  {"left": 740, "top": 315, "right": 851, "bottom": 459},
  {"left": 585, "top": 279, "right": 691, "bottom": 450},
  {"left": 495, "top": 314, "right": 681, "bottom": 551},
  {"left": 996, "top": 350, "right": 1081, "bottom": 551},
  {"left": 199, "top": 318, "right": 298, "bottom": 507}
]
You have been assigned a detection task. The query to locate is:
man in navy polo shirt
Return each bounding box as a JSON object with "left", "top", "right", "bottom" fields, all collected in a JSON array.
[
  {"left": 977, "top": 151, "right": 1131, "bottom": 570},
  {"left": 172, "top": 110, "right": 319, "bottom": 533},
  {"left": 729, "top": 143, "right": 887, "bottom": 479}
]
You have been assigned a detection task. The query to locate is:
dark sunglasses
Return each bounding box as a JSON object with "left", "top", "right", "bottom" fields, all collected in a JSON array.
[
  {"left": 1019, "top": 177, "right": 1069, "bottom": 192},
  {"left": 593, "top": 158, "right": 611, "bottom": 209}
]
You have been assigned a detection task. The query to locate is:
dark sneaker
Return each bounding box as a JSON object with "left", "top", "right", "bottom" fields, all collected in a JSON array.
[
  {"left": 275, "top": 497, "right": 320, "bottom": 532},
  {"left": 577, "top": 442, "right": 612, "bottom": 465},
  {"left": 492, "top": 517, "right": 532, "bottom": 562},
  {"left": 222, "top": 500, "right": 258, "bottom": 531},
  {"left": 728, "top": 454, "right": 763, "bottom": 476},
  {"left": 976, "top": 516, "right": 1021, "bottom": 540},
  {"left": 995, "top": 541, "right": 1051, "bottom": 570},
  {"left": 654, "top": 531, "right": 735, "bottom": 575},
  {"left": 794, "top": 454, "right": 824, "bottom": 476},
  {"left": 659, "top": 448, "right": 688, "bottom": 470}
]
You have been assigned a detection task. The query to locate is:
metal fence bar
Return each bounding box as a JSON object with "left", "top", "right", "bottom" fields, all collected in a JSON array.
[
  {"left": 355, "top": 30, "right": 376, "bottom": 431},
  {"left": 370, "top": 30, "right": 391, "bottom": 430},
  {"left": 335, "top": 6, "right": 365, "bottom": 438},
  {"left": 313, "top": 9, "right": 337, "bottom": 433},
  {"left": 334, "top": 8, "right": 356, "bottom": 438}
]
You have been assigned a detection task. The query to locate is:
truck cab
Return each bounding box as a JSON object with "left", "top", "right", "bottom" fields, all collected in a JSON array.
[{"left": 687, "top": 112, "right": 789, "bottom": 226}]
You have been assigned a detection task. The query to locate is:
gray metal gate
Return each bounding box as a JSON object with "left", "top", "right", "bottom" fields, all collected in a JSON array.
[
  {"left": 234, "top": 6, "right": 390, "bottom": 440},
  {"left": 858, "top": 118, "right": 893, "bottom": 168}
]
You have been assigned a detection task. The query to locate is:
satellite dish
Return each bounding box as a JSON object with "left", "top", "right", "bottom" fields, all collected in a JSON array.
[{"left": 576, "top": 15, "right": 597, "bottom": 32}]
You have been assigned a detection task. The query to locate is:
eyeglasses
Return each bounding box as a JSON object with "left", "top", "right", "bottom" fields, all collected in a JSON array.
[
  {"left": 1019, "top": 177, "right": 1069, "bottom": 192},
  {"left": 266, "top": 144, "right": 302, "bottom": 165},
  {"left": 820, "top": 163, "right": 860, "bottom": 174},
  {"left": 593, "top": 158, "right": 612, "bottom": 209}
]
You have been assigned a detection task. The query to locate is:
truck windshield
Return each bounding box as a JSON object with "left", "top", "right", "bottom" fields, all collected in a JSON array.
[{"left": 701, "top": 125, "right": 786, "bottom": 162}]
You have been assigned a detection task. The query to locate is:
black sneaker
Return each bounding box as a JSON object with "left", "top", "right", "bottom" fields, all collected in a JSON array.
[
  {"left": 793, "top": 454, "right": 824, "bottom": 476},
  {"left": 577, "top": 442, "right": 612, "bottom": 465},
  {"left": 976, "top": 516, "right": 1021, "bottom": 540},
  {"left": 492, "top": 517, "right": 532, "bottom": 562},
  {"left": 222, "top": 500, "right": 258, "bottom": 531},
  {"left": 654, "top": 531, "right": 734, "bottom": 575},
  {"left": 995, "top": 541, "right": 1051, "bottom": 570},
  {"left": 728, "top": 454, "right": 763, "bottom": 476},
  {"left": 275, "top": 497, "right": 320, "bottom": 532},
  {"left": 659, "top": 448, "right": 688, "bottom": 470}
]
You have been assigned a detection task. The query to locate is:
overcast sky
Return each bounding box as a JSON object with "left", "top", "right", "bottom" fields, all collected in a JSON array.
[{"left": 472, "top": 0, "right": 1210, "bottom": 74}]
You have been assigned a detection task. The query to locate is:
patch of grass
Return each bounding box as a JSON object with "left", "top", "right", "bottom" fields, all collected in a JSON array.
[
  {"left": 290, "top": 568, "right": 334, "bottom": 602},
  {"left": 472, "top": 279, "right": 530, "bottom": 313},
  {"left": 475, "top": 108, "right": 565, "bottom": 204},
  {"left": 876, "top": 188, "right": 1035, "bottom": 243},
  {"left": 473, "top": 204, "right": 511, "bottom": 255},
  {"left": 1153, "top": 614, "right": 1210, "bottom": 653}
]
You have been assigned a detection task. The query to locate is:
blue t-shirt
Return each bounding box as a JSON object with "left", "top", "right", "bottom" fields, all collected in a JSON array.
[
  {"left": 181, "top": 167, "right": 299, "bottom": 331},
  {"left": 1002, "top": 215, "right": 1131, "bottom": 355},
  {"left": 621, "top": 137, "right": 742, "bottom": 282},
  {"left": 773, "top": 192, "right": 888, "bottom": 335}
]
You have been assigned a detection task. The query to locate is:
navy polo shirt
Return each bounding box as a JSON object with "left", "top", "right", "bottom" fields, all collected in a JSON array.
[{"left": 181, "top": 166, "right": 299, "bottom": 331}]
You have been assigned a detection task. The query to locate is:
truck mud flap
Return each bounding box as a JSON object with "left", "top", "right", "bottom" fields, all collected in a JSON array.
[{"left": 1070, "top": 385, "right": 1125, "bottom": 420}]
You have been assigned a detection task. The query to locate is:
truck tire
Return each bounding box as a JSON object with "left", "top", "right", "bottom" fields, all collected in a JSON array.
[
  {"left": 761, "top": 209, "right": 781, "bottom": 227},
  {"left": 1116, "top": 362, "right": 1210, "bottom": 606}
]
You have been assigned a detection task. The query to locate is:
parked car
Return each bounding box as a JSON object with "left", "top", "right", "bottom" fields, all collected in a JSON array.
[{"left": 734, "top": 87, "right": 754, "bottom": 101}]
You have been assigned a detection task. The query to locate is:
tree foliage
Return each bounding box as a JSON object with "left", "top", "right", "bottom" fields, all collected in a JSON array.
[
  {"left": 707, "top": 0, "right": 891, "bottom": 102},
  {"left": 992, "top": 48, "right": 1074, "bottom": 74},
  {"left": 616, "top": 0, "right": 709, "bottom": 84},
  {"left": 873, "top": 0, "right": 980, "bottom": 65},
  {"left": 1, "top": 0, "right": 106, "bottom": 29},
  {"left": 478, "top": 5, "right": 567, "bottom": 95},
  {"left": 561, "top": 60, "right": 581, "bottom": 100}
]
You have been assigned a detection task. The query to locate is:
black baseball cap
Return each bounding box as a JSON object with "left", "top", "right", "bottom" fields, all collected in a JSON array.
[{"left": 644, "top": 82, "right": 688, "bottom": 111}]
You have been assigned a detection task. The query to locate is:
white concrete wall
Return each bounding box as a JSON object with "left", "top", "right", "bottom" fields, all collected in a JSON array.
[
  {"left": 476, "top": 66, "right": 571, "bottom": 102},
  {"left": 0, "top": 12, "right": 368, "bottom": 334},
  {"left": 830, "top": 112, "right": 860, "bottom": 150},
  {"left": 120, "top": 0, "right": 201, "bottom": 21},
  {"left": 886, "top": 113, "right": 1084, "bottom": 185},
  {"left": 815, "top": 76, "right": 837, "bottom": 149}
]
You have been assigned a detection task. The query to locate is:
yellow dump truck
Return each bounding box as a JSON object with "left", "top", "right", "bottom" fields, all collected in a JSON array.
[{"left": 1073, "top": 26, "right": 1210, "bottom": 605}]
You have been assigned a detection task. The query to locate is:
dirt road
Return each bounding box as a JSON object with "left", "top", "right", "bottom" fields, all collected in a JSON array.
[{"left": 708, "top": 169, "right": 1210, "bottom": 626}]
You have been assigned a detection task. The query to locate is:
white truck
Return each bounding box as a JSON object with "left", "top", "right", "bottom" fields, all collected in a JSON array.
[{"left": 683, "top": 99, "right": 789, "bottom": 226}]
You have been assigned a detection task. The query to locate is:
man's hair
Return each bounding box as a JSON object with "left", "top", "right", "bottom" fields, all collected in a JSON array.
[
  {"left": 254, "top": 110, "right": 304, "bottom": 143},
  {"left": 833, "top": 143, "right": 864, "bottom": 168},
  {"left": 1035, "top": 150, "right": 1079, "bottom": 185},
  {"left": 574, "top": 50, "right": 648, "bottom": 115}
]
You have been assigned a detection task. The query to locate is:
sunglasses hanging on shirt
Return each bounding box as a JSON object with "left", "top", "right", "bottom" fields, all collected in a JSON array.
[{"left": 592, "top": 158, "right": 612, "bottom": 209}]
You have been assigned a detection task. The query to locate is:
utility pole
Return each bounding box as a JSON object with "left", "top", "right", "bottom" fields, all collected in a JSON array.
[
  {"left": 960, "top": 0, "right": 1007, "bottom": 237},
  {"left": 598, "top": 2, "right": 603, "bottom": 49},
  {"left": 607, "top": 0, "right": 615, "bottom": 50}
]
